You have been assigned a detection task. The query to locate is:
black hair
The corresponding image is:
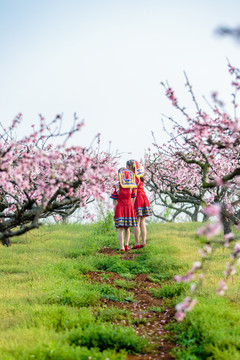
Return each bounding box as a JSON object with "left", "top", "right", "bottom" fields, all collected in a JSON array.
[
  {"left": 126, "top": 160, "right": 133, "bottom": 168},
  {"left": 126, "top": 160, "right": 144, "bottom": 182}
]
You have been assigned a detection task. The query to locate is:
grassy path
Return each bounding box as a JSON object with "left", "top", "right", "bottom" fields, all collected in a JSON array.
[
  {"left": 0, "top": 222, "right": 179, "bottom": 359},
  {"left": 1, "top": 221, "right": 240, "bottom": 359},
  {"left": 87, "top": 247, "right": 175, "bottom": 359}
]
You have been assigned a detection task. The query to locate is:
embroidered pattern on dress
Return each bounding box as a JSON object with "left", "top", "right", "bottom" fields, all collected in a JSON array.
[
  {"left": 114, "top": 217, "right": 138, "bottom": 227},
  {"left": 135, "top": 207, "right": 153, "bottom": 217},
  {"left": 118, "top": 168, "right": 137, "bottom": 188}
]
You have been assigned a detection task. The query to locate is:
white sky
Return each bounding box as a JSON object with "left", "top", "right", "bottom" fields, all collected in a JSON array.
[{"left": 1, "top": 0, "right": 240, "bottom": 166}]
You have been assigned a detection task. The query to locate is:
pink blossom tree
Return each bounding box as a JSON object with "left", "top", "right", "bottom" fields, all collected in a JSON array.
[
  {"left": 144, "top": 150, "right": 208, "bottom": 222},
  {"left": 0, "top": 114, "right": 117, "bottom": 246},
  {"left": 144, "top": 66, "right": 240, "bottom": 231},
  {"left": 145, "top": 63, "right": 240, "bottom": 320}
]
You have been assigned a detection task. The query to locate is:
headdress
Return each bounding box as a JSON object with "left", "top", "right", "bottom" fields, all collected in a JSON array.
[
  {"left": 128, "top": 159, "right": 143, "bottom": 179},
  {"left": 118, "top": 168, "right": 137, "bottom": 188}
]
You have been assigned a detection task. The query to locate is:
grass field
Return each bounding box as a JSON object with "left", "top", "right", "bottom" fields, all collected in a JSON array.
[
  {"left": 0, "top": 220, "right": 240, "bottom": 359},
  {"left": 148, "top": 222, "right": 240, "bottom": 360}
]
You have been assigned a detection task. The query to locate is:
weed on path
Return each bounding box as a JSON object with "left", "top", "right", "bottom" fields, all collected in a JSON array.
[
  {"left": 87, "top": 247, "right": 176, "bottom": 359},
  {"left": 98, "top": 246, "right": 141, "bottom": 260}
]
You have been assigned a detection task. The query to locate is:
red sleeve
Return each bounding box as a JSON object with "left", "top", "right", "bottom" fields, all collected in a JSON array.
[
  {"left": 131, "top": 188, "right": 136, "bottom": 198},
  {"left": 110, "top": 186, "right": 118, "bottom": 200}
]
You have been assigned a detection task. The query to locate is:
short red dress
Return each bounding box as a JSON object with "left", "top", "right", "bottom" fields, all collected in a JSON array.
[
  {"left": 110, "top": 183, "right": 138, "bottom": 228},
  {"left": 134, "top": 177, "right": 152, "bottom": 217}
]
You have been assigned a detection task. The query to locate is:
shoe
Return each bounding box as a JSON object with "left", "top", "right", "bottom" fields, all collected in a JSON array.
[
  {"left": 131, "top": 245, "right": 140, "bottom": 249},
  {"left": 139, "top": 244, "right": 146, "bottom": 248},
  {"left": 125, "top": 245, "right": 129, "bottom": 251},
  {"left": 120, "top": 249, "right": 125, "bottom": 252}
]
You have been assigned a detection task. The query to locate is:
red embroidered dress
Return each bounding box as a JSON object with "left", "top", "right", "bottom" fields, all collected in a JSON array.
[
  {"left": 110, "top": 166, "right": 139, "bottom": 230},
  {"left": 110, "top": 183, "right": 138, "bottom": 228},
  {"left": 134, "top": 177, "right": 152, "bottom": 217}
]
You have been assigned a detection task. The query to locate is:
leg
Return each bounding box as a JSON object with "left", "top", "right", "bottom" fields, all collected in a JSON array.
[
  {"left": 118, "top": 227, "right": 124, "bottom": 250},
  {"left": 131, "top": 217, "right": 140, "bottom": 249},
  {"left": 139, "top": 217, "right": 146, "bottom": 245},
  {"left": 124, "top": 227, "right": 130, "bottom": 251},
  {"left": 124, "top": 227, "right": 130, "bottom": 246},
  {"left": 134, "top": 217, "right": 140, "bottom": 245}
]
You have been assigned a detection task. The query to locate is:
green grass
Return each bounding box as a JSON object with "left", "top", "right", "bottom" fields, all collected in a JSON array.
[
  {"left": 119, "top": 272, "right": 135, "bottom": 280},
  {"left": 148, "top": 306, "right": 164, "bottom": 313},
  {"left": 68, "top": 323, "right": 147, "bottom": 353},
  {"left": 149, "top": 282, "right": 188, "bottom": 299},
  {"left": 170, "top": 296, "right": 240, "bottom": 359},
  {"left": 1, "top": 220, "right": 240, "bottom": 359},
  {"left": 96, "top": 254, "right": 150, "bottom": 274},
  {"left": 146, "top": 222, "right": 240, "bottom": 360},
  {"left": 114, "top": 278, "right": 137, "bottom": 289},
  {"left": 0, "top": 223, "right": 146, "bottom": 359},
  {"left": 46, "top": 284, "right": 101, "bottom": 307},
  {"left": 95, "top": 283, "right": 136, "bottom": 302},
  {"left": 96, "top": 305, "right": 131, "bottom": 322}
]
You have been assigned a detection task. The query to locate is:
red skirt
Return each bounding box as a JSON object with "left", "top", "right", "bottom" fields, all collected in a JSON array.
[
  {"left": 134, "top": 193, "right": 152, "bottom": 217},
  {"left": 114, "top": 204, "right": 138, "bottom": 228}
]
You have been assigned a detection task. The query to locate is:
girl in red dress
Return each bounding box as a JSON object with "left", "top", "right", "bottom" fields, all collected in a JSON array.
[
  {"left": 110, "top": 168, "right": 138, "bottom": 251},
  {"left": 126, "top": 160, "right": 152, "bottom": 249}
]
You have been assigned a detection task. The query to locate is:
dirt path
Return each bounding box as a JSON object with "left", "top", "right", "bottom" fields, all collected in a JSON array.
[{"left": 87, "top": 247, "right": 176, "bottom": 359}]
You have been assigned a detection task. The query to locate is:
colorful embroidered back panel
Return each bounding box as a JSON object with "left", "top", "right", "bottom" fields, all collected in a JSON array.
[
  {"left": 118, "top": 168, "right": 137, "bottom": 188},
  {"left": 130, "top": 159, "right": 143, "bottom": 179}
]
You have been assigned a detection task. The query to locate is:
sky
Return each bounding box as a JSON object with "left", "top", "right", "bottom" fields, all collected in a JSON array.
[{"left": 1, "top": 0, "right": 240, "bottom": 166}]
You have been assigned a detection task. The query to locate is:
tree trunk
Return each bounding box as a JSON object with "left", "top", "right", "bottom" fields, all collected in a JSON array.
[
  {"left": 191, "top": 205, "right": 199, "bottom": 222},
  {"left": 62, "top": 215, "right": 69, "bottom": 225},
  {"left": 2, "top": 237, "right": 11, "bottom": 246},
  {"left": 202, "top": 213, "right": 208, "bottom": 223},
  {"left": 221, "top": 203, "right": 232, "bottom": 235},
  {"left": 222, "top": 217, "right": 232, "bottom": 235}
]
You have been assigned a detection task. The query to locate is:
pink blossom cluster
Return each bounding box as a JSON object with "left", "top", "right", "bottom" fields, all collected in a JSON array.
[
  {"left": 166, "top": 87, "right": 177, "bottom": 106},
  {"left": 0, "top": 143, "right": 115, "bottom": 209},
  {"left": 198, "top": 244, "right": 212, "bottom": 258},
  {"left": 216, "top": 279, "right": 228, "bottom": 296},
  {"left": 0, "top": 115, "right": 118, "bottom": 237},
  {"left": 217, "top": 242, "right": 240, "bottom": 295},
  {"left": 174, "top": 261, "right": 201, "bottom": 283},
  {"left": 175, "top": 297, "right": 197, "bottom": 321},
  {"left": 144, "top": 150, "right": 204, "bottom": 198},
  {"left": 198, "top": 204, "right": 223, "bottom": 239},
  {"left": 211, "top": 91, "right": 225, "bottom": 107}
]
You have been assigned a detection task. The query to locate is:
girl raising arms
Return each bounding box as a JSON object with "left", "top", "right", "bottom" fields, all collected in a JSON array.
[{"left": 126, "top": 160, "right": 152, "bottom": 249}]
